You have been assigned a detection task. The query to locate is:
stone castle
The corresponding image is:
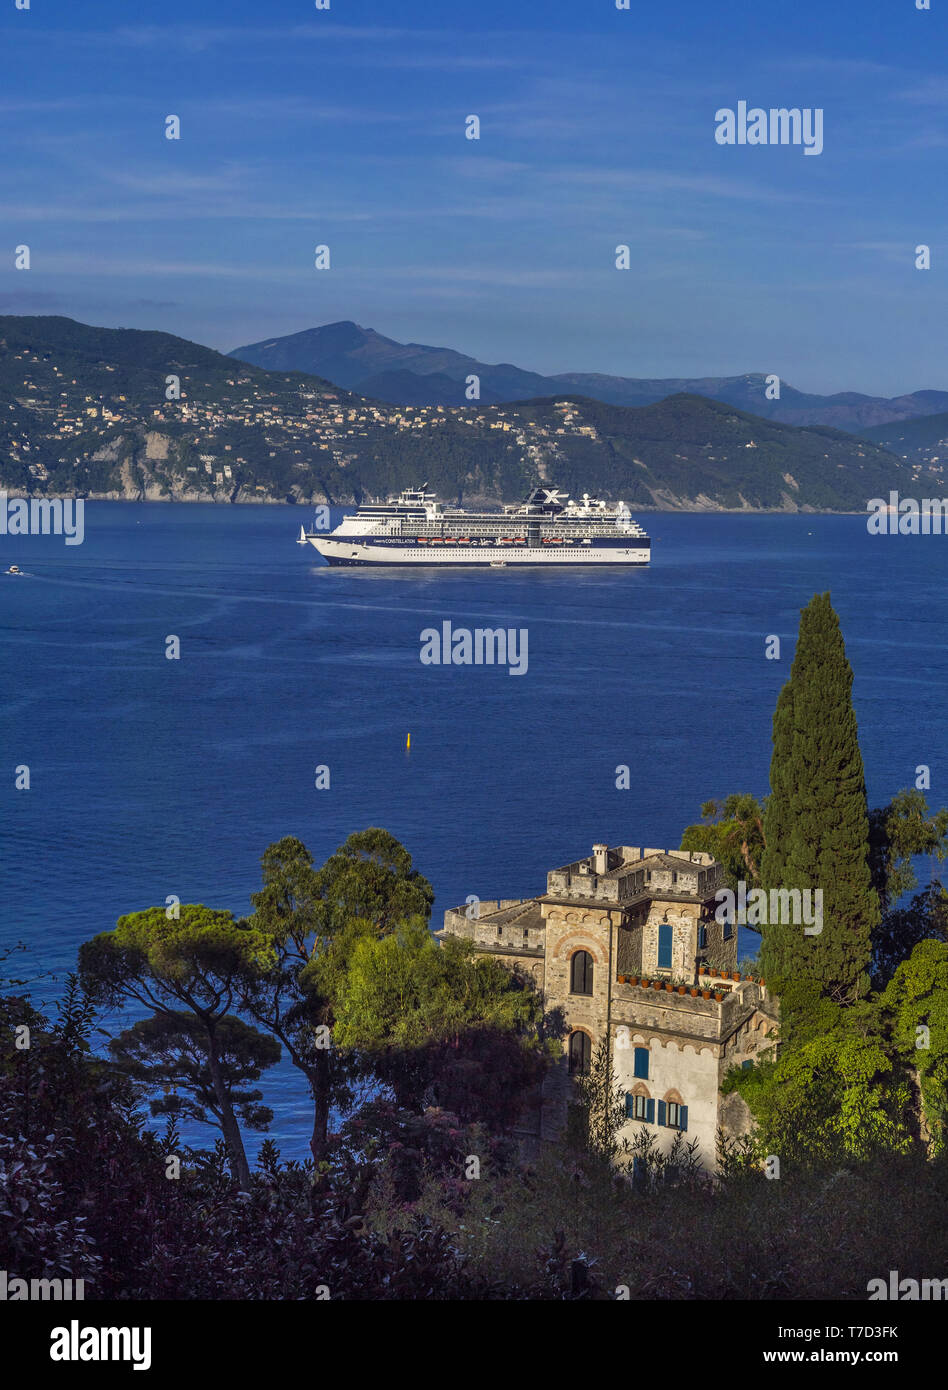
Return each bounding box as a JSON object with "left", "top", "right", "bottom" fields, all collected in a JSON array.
[{"left": 439, "top": 841, "right": 779, "bottom": 1168}]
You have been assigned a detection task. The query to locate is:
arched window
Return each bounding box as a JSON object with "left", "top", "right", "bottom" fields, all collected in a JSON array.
[
  {"left": 658, "top": 1092, "right": 688, "bottom": 1131},
  {"left": 568, "top": 1030, "right": 591, "bottom": 1075},
  {"left": 625, "top": 1090, "right": 653, "bottom": 1122},
  {"left": 570, "top": 950, "right": 594, "bottom": 995},
  {"left": 657, "top": 922, "right": 673, "bottom": 970}
]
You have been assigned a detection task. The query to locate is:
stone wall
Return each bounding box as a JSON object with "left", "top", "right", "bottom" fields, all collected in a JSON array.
[
  {"left": 541, "top": 902, "right": 615, "bottom": 1047},
  {"left": 641, "top": 899, "right": 698, "bottom": 979}
]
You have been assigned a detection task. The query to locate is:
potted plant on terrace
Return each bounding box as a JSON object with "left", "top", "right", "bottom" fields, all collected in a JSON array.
[{"left": 701, "top": 988, "right": 711, "bottom": 999}]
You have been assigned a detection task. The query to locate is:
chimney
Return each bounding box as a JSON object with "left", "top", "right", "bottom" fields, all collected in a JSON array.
[{"left": 592, "top": 843, "right": 609, "bottom": 875}]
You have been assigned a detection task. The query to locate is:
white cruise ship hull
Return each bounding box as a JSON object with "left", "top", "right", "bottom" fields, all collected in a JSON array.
[{"left": 308, "top": 537, "right": 650, "bottom": 566}]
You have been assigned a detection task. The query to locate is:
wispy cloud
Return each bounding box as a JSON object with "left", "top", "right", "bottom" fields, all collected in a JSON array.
[
  {"left": 97, "top": 23, "right": 452, "bottom": 52},
  {"left": 0, "top": 290, "right": 68, "bottom": 310},
  {"left": 540, "top": 166, "right": 825, "bottom": 206},
  {"left": 767, "top": 56, "right": 894, "bottom": 77},
  {"left": 896, "top": 76, "right": 948, "bottom": 104}
]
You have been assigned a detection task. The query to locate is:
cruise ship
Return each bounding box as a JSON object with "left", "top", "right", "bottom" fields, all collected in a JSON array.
[{"left": 298, "top": 485, "right": 650, "bottom": 566}]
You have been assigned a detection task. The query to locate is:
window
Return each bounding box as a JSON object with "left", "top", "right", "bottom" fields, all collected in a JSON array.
[
  {"left": 698, "top": 923, "right": 708, "bottom": 950},
  {"left": 658, "top": 1100, "right": 688, "bottom": 1131},
  {"left": 625, "top": 1093, "right": 655, "bottom": 1123},
  {"left": 570, "top": 950, "right": 594, "bottom": 995},
  {"left": 568, "top": 1030, "right": 591, "bottom": 1076},
  {"left": 657, "top": 922, "right": 672, "bottom": 970},
  {"left": 633, "top": 1046, "right": 649, "bottom": 1080},
  {"left": 741, "top": 1059, "right": 753, "bottom": 1070}
]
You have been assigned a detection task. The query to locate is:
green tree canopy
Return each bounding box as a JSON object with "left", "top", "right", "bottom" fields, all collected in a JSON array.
[
  {"left": 868, "top": 788, "right": 948, "bottom": 914},
  {"left": 109, "top": 1011, "right": 280, "bottom": 1138},
  {"left": 727, "top": 1028, "right": 912, "bottom": 1166},
  {"left": 309, "top": 827, "right": 435, "bottom": 935},
  {"left": 331, "top": 918, "right": 554, "bottom": 1130},
  {"left": 238, "top": 830, "right": 435, "bottom": 1162},
  {"left": 760, "top": 592, "right": 878, "bottom": 1008},
  {"left": 872, "top": 885, "right": 948, "bottom": 991},
  {"left": 881, "top": 938, "right": 948, "bottom": 1155},
  {"left": 680, "top": 792, "right": 766, "bottom": 890},
  {"left": 79, "top": 905, "right": 273, "bottom": 1188}
]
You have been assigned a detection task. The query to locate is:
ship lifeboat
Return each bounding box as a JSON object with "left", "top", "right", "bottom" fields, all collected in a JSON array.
[
  {"left": 416, "top": 538, "right": 428, "bottom": 544},
  {"left": 443, "top": 537, "right": 456, "bottom": 544}
]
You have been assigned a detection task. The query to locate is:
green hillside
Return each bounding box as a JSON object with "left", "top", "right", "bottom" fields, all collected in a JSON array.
[
  {"left": 862, "top": 412, "right": 948, "bottom": 480},
  {"left": 0, "top": 315, "right": 920, "bottom": 511}
]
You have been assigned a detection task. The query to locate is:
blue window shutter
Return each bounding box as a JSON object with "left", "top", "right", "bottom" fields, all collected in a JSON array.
[
  {"left": 679, "top": 1105, "right": 688, "bottom": 1132},
  {"left": 634, "top": 1047, "right": 649, "bottom": 1080},
  {"left": 658, "top": 922, "right": 672, "bottom": 969},
  {"left": 624, "top": 1093, "right": 634, "bottom": 1118},
  {"left": 645, "top": 1098, "right": 655, "bottom": 1124},
  {"left": 657, "top": 1100, "right": 666, "bottom": 1127}
]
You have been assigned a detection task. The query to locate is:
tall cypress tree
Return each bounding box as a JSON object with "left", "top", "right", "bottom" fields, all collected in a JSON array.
[{"left": 760, "top": 593, "right": 877, "bottom": 1006}]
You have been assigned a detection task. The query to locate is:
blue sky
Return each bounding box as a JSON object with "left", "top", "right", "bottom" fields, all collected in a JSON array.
[{"left": 1, "top": 0, "right": 946, "bottom": 394}]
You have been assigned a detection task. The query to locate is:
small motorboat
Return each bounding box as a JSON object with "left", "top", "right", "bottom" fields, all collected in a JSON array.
[
  {"left": 489, "top": 560, "right": 507, "bottom": 568},
  {"left": 5, "top": 565, "right": 21, "bottom": 575}
]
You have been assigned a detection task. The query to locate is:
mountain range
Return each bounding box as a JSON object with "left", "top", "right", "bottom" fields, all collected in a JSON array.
[
  {"left": 0, "top": 314, "right": 932, "bottom": 512},
  {"left": 229, "top": 321, "right": 948, "bottom": 433}
]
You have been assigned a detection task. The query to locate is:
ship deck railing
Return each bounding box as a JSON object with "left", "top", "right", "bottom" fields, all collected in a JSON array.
[{"left": 362, "top": 521, "right": 648, "bottom": 538}]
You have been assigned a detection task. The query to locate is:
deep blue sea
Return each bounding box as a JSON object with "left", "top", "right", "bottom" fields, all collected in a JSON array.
[{"left": 1, "top": 504, "right": 945, "bottom": 1157}]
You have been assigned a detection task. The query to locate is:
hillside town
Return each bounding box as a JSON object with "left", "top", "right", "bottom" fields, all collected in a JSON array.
[{"left": 2, "top": 340, "right": 601, "bottom": 497}]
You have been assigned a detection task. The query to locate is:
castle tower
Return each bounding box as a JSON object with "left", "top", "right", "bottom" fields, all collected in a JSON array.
[{"left": 438, "top": 841, "right": 779, "bottom": 1167}]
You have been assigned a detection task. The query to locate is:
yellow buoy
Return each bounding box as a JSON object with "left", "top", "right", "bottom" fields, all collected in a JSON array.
[{"left": 406, "top": 732, "right": 411, "bottom": 751}]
